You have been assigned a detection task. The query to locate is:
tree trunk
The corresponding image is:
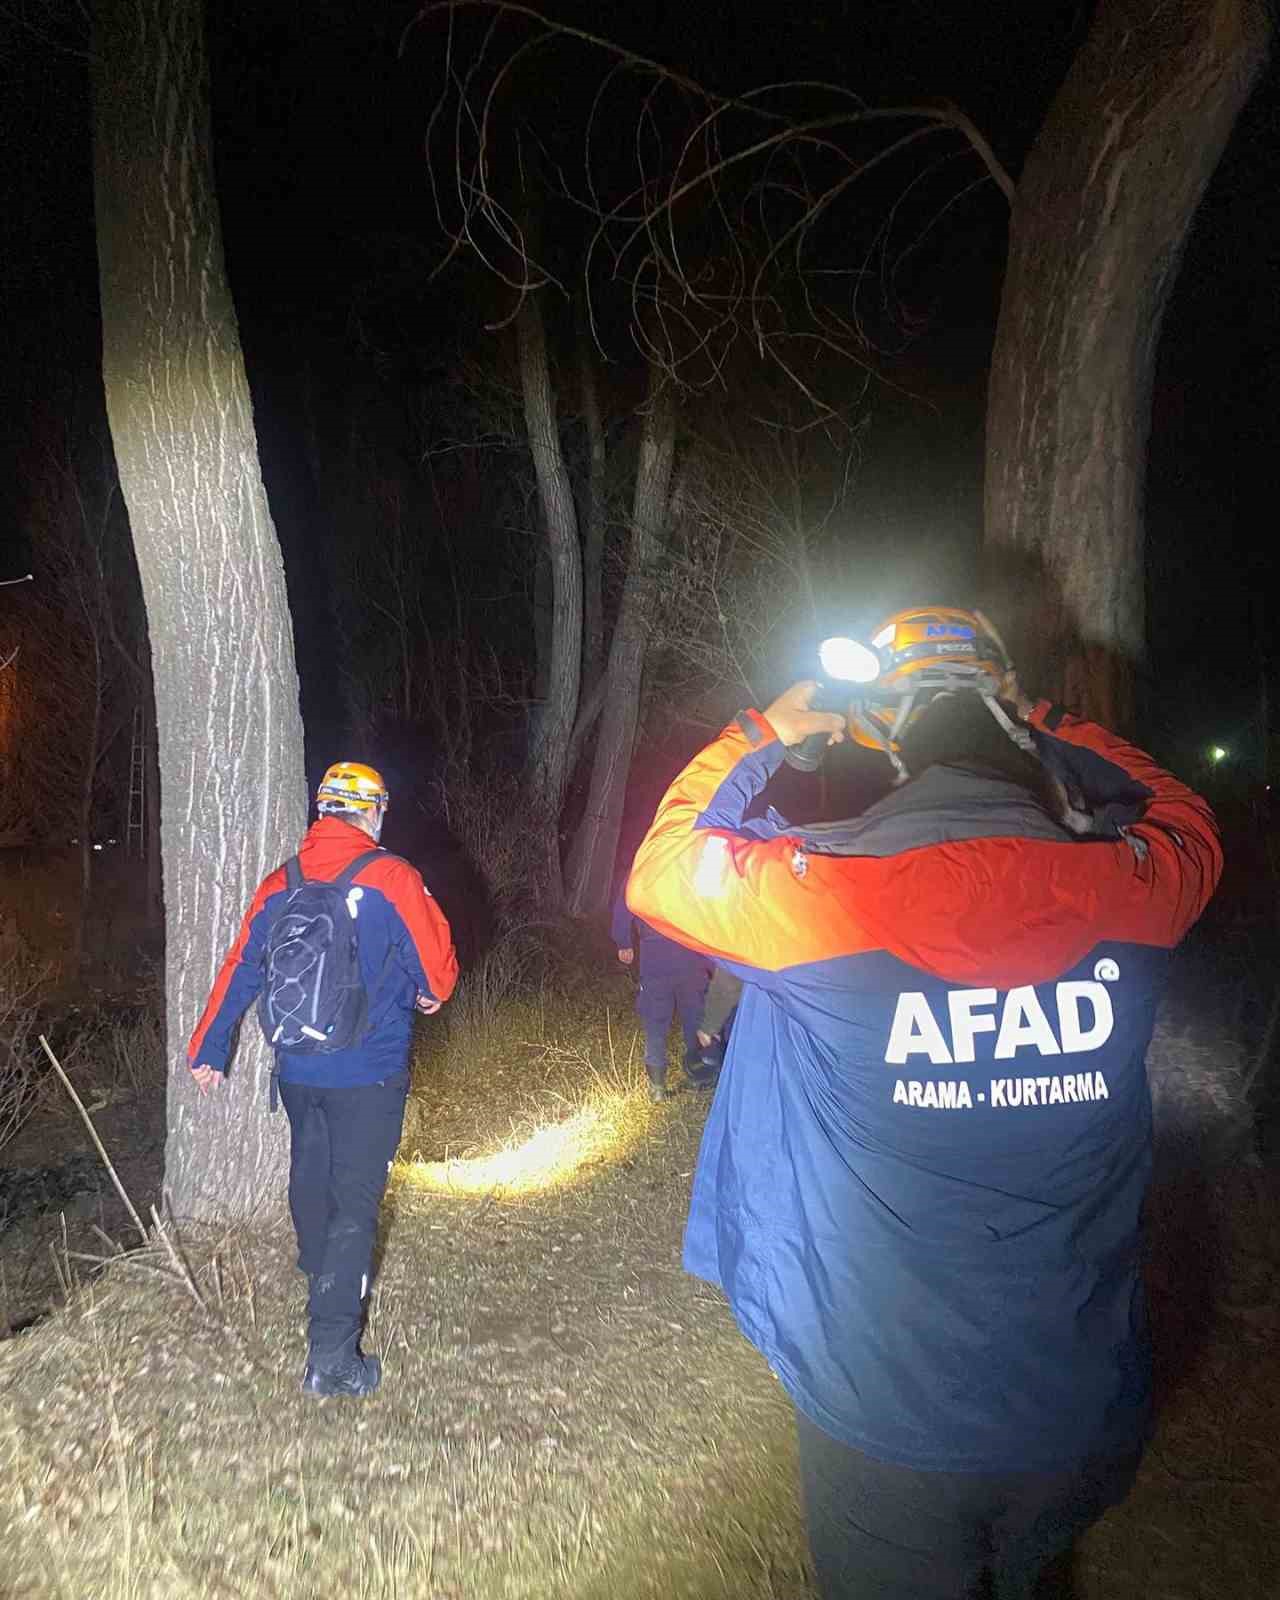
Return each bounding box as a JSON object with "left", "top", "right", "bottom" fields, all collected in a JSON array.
[
  {"left": 73, "top": 608, "right": 102, "bottom": 980},
  {"left": 92, "top": 0, "right": 307, "bottom": 1221},
  {"left": 578, "top": 326, "right": 608, "bottom": 692},
  {"left": 144, "top": 696, "right": 163, "bottom": 923},
  {"left": 984, "top": 0, "right": 1269, "bottom": 728},
  {"left": 567, "top": 388, "right": 678, "bottom": 917},
  {"left": 517, "top": 291, "right": 583, "bottom": 901}
]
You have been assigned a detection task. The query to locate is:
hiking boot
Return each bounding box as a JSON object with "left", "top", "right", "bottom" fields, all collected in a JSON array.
[
  {"left": 647, "top": 1077, "right": 668, "bottom": 1103},
  {"left": 685, "top": 1038, "right": 724, "bottom": 1089},
  {"left": 301, "top": 1349, "right": 382, "bottom": 1399}
]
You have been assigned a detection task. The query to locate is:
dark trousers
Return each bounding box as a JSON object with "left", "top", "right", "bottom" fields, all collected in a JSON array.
[
  {"left": 636, "top": 970, "right": 709, "bottom": 1079},
  {"left": 702, "top": 966, "right": 742, "bottom": 1038},
  {"left": 794, "top": 1408, "right": 1140, "bottom": 1600},
  {"left": 278, "top": 1072, "right": 409, "bottom": 1360}
]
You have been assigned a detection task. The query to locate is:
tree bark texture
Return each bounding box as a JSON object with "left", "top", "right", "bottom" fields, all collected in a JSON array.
[
  {"left": 984, "top": 0, "right": 1268, "bottom": 728},
  {"left": 567, "top": 388, "right": 678, "bottom": 917},
  {"left": 578, "top": 329, "right": 608, "bottom": 693},
  {"left": 517, "top": 292, "right": 583, "bottom": 900},
  {"left": 92, "top": 0, "right": 307, "bottom": 1221}
]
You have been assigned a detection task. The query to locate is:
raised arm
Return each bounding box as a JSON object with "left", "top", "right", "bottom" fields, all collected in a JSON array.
[
  {"left": 1027, "top": 701, "right": 1222, "bottom": 945},
  {"left": 626, "top": 686, "right": 850, "bottom": 975}
]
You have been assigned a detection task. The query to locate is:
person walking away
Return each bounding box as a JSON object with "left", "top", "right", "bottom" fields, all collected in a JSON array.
[
  {"left": 189, "top": 762, "right": 458, "bottom": 1398},
  {"left": 625, "top": 607, "right": 1221, "bottom": 1598},
  {"left": 611, "top": 879, "right": 713, "bottom": 1101}
]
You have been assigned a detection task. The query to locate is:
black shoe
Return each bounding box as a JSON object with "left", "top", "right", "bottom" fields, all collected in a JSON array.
[
  {"left": 687, "top": 1034, "right": 726, "bottom": 1084},
  {"left": 301, "top": 1349, "right": 382, "bottom": 1398}
]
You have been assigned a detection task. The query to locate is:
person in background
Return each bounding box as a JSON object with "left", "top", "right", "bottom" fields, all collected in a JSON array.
[
  {"left": 189, "top": 762, "right": 458, "bottom": 1398},
  {"left": 625, "top": 608, "right": 1221, "bottom": 1599},
  {"left": 612, "top": 876, "right": 714, "bottom": 1102},
  {"left": 690, "top": 966, "right": 742, "bottom": 1085}
]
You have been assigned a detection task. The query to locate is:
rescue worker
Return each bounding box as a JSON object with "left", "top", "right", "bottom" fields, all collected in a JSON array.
[
  {"left": 189, "top": 763, "right": 458, "bottom": 1398},
  {"left": 611, "top": 877, "right": 714, "bottom": 1100},
  {"left": 625, "top": 609, "right": 1221, "bottom": 1599}
]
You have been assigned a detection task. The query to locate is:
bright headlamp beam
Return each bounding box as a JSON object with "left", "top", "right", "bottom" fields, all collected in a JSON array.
[
  {"left": 1209, "top": 746, "right": 1227, "bottom": 764},
  {"left": 819, "top": 636, "right": 881, "bottom": 685}
]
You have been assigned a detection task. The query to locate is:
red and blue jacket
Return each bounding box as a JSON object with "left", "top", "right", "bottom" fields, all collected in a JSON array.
[
  {"left": 626, "top": 702, "right": 1221, "bottom": 1473},
  {"left": 189, "top": 816, "right": 459, "bottom": 1088}
]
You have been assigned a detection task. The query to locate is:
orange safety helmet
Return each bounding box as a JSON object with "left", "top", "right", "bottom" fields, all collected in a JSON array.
[
  {"left": 849, "top": 607, "right": 1022, "bottom": 775},
  {"left": 315, "top": 761, "right": 390, "bottom": 820}
]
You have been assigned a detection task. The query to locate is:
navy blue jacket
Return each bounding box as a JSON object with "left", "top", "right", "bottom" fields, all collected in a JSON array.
[
  {"left": 626, "top": 702, "right": 1221, "bottom": 1472},
  {"left": 191, "top": 818, "right": 458, "bottom": 1087}
]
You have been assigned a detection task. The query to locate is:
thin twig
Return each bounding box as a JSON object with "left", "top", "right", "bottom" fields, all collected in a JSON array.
[
  {"left": 39, "top": 1035, "right": 147, "bottom": 1243},
  {"left": 149, "top": 1204, "right": 205, "bottom": 1310},
  {"left": 90, "top": 1223, "right": 126, "bottom": 1257},
  {"left": 235, "top": 1240, "right": 257, "bottom": 1333},
  {"left": 98, "top": 1255, "right": 184, "bottom": 1287},
  {"left": 49, "top": 1241, "right": 72, "bottom": 1300}
]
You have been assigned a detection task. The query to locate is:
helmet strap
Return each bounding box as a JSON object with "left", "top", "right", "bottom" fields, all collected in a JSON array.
[
  {"left": 888, "top": 691, "right": 917, "bottom": 745},
  {"left": 852, "top": 699, "right": 912, "bottom": 783},
  {"left": 886, "top": 692, "right": 916, "bottom": 781},
  {"left": 981, "top": 693, "right": 1037, "bottom": 755},
  {"left": 866, "top": 688, "right": 1032, "bottom": 785}
]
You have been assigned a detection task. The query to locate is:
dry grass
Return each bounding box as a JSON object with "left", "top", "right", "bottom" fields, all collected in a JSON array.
[
  {"left": 2, "top": 954, "right": 1279, "bottom": 1598},
  {"left": 400, "top": 969, "right": 655, "bottom": 1196},
  {"left": 0, "top": 980, "right": 812, "bottom": 1600},
  {"left": 0, "top": 947, "right": 55, "bottom": 1156},
  {"left": 0, "top": 942, "right": 162, "bottom": 1164}
]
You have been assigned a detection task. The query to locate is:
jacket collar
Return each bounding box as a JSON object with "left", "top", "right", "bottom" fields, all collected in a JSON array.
[
  {"left": 296, "top": 815, "right": 382, "bottom": 877},
  {"left": 744, "top": 764, "right": 1077, "bottom": 859}
]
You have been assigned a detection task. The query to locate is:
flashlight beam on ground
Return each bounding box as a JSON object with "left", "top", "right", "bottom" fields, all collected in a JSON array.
[{"left": 401, "top": 1101, "right": 639, "bottom": 1197}]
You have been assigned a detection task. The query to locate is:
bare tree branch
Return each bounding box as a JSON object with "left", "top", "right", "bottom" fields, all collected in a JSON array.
[{"left": 409, "top": 0, "right": 1013, "bottom": 408}]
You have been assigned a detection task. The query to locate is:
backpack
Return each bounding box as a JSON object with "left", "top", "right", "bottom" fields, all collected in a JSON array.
[{"left": 257, "top": 851, "right": 388, "bottom": 1066}]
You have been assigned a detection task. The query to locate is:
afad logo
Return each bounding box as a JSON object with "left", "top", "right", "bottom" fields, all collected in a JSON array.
[
  {"left": 925, "top": 623, "right": 974, "bottom": 638},
  {"left": 885, "top": 972, "right": 1118, "bottom": 1066}
]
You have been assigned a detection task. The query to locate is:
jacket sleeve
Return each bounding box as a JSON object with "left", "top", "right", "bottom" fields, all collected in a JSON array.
[
  {"left": 368, "top": 856, "right": 460, "bottom": 1004},
  {"left": 627, "top": 704, "right": 1223, "bottom": 977},
  {"left": 1027, "top": 702, "right": 1223, "bottom": 946},
  {"left": 187, "top": 868, "right": 286, "bottom": 1072},
  {"left": 625, "top": 711, "right": 839, "bottom": 975},
  {"left": 609, "top": 888, "right": 636, "bottom": 949}
]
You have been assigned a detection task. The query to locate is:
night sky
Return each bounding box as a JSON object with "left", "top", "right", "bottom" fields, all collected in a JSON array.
[{"left": 2, "top": 1, "right": 1276, "bottom": 792}]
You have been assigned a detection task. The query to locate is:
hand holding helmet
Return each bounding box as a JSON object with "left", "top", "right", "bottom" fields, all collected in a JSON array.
[
  {"left": 779, "top": 639, "right": 882, "bottom": 771},
  {"left": 764, "top": 681, "right": 849, "bottom": 753},
  {"left": 780, "top": 608, "right": 1032, "bottom": 780}
]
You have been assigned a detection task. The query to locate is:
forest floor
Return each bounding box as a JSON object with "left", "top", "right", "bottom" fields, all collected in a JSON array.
[{"left": 2, "top": 948, "right": 1279, "bottom": 1600}]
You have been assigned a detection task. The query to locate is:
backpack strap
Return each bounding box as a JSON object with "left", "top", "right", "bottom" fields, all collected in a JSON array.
[
  {"left": 333, "top": 848, "right": 383, "bottom": 891},
  {"left": 333, "top": 848, "right": 413, "bottom": 1011},
  {"left": 267, "top": 856, "right": 303, "bottom": 1111}
]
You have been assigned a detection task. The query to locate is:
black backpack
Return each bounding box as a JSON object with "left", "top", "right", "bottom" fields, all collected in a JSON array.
[{"left": 257, "top": 851, "right": 387, "bottom": 1065}]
